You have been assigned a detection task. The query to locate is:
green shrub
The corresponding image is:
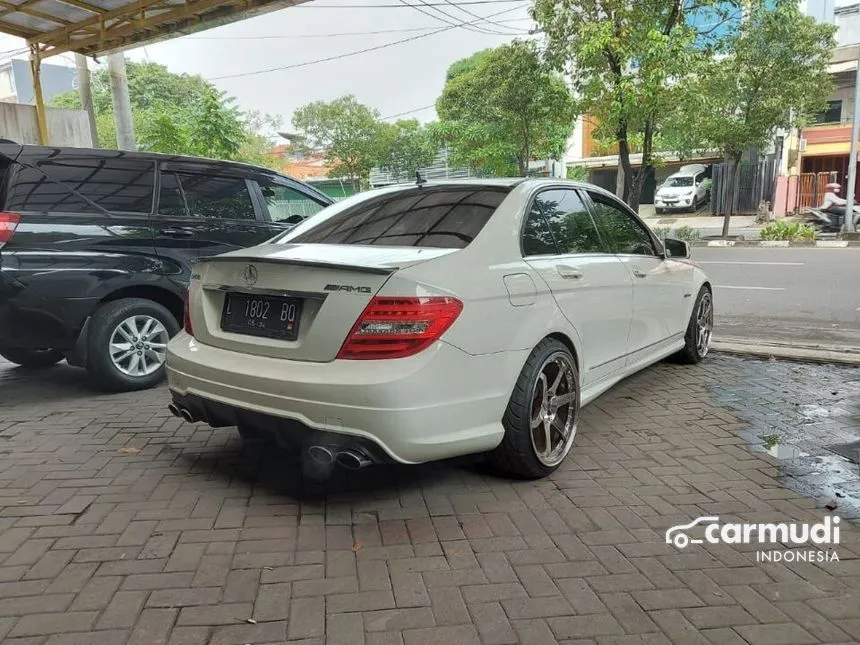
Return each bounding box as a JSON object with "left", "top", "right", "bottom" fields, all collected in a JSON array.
[
  {"left": 673, "top": 225, "right": 701, "bottom": 242},
  {"left": 760, "top": 220, "right": 817, "bottom": 241},
  {"left": 652, "top": 226, "right": 671, "bottom": 239}
]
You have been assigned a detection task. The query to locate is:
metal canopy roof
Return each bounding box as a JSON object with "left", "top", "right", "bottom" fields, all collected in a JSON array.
[{"left": 1, "top": 0, "right": 308, "bottom": 58}]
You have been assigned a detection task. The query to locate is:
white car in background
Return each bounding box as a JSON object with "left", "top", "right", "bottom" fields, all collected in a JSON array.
[
  {"left": 654, "top": 164, "right": 710, "bottom": 214},
  {"left": 166, "top": 179, "right": 712, "bottom": 479}
]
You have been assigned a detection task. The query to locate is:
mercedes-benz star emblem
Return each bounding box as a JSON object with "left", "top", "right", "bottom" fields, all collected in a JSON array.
[{"left": 242, "top": 264, "right": 258, "bottom": 286}]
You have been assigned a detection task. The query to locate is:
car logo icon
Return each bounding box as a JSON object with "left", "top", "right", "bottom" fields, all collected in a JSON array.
[
  {"left": 242, "top": 264, "right": 258, "bottom": 286},
  {"left": 665, "top": 516, "right": 720, "bottom": 549}
]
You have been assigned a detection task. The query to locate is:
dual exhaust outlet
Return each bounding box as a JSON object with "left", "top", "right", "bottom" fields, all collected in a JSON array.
[
  {"left": 167, "top": 403, "right": 372, "bottom": 470},
  {"left": 168, "top": 402, "right": 198, "bottom": 424},
  {"left": 307, "top": 444, "right": 372, "bottom": 471}
]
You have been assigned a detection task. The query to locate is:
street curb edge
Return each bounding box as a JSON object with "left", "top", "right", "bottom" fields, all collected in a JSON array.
[
  {"left": 712, "top": 341, "right": 860, "bottom": 365},
  {"left": 697, "top": 240, "right": 858, "bottom": 247}
]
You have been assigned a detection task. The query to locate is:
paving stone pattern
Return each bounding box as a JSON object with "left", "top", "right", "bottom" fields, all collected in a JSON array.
[{"left": 1, "top": 356, "right": 859, "bottom": 645}]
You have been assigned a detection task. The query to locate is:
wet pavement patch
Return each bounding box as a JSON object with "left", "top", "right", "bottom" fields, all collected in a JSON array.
[
  {"left": 828, "top": 440, "right": 860, "bottom": 464},
  {"left": 710, "top": 355, "right": 860, "bottom": 519}
]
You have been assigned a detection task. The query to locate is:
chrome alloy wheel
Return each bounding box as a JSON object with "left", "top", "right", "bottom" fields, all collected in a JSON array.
[
  {"left": 529, "top": 351, "right": 578, "bottom": 467},
  {"left": 696, "top": 292, "right": 713, "bottom": 358},
  {"left": 109, "top": 315, "right": 169, "bottom": 377}
]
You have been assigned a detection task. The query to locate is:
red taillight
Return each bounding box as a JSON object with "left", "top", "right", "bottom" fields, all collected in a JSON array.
[
  {"left": 0, "top": 212, "right": 20, "bottom": 248},
  {"left": 183, "top": 290, "right": 193, "bottom": 336},
  {"left": 337, "top": 296, "right": 463, "bottom": 360}
]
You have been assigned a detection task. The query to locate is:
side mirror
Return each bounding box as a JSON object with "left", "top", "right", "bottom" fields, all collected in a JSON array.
[{"left": 663, "top": 237, "right": 690, "bottom": 259}]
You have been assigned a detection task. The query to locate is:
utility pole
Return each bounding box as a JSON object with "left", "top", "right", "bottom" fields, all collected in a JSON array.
[
  {"left": 75, "top": 54, "right": 99, "bottom": 148},
  {"left": 108, "top": 53, "right": 136, "bottom": 151},
  {"left": 844, "top": 59, "right": 860, "bottom": 233}
]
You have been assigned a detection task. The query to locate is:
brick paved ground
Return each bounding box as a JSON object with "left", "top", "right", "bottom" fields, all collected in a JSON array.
[{"left": 1, "top": 355, "right": 859, "bottom": 645}]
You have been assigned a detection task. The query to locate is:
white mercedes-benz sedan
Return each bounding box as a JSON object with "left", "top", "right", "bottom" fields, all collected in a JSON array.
[{"left": 166, "top": 179, "right": 712, "bottom": 478}]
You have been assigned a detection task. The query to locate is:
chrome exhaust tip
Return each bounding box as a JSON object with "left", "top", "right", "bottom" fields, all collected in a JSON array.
[
  {"left": 335, "top": 450, "right": 372, "bottom": 470},
  {"left": 167, "top": 403, "right": 181, "bottom": 419},
  {"left": 178, "top": 408, "right": 197, "bottom": 423},
  {"left": 307, "top": 445, "right": 334, "bottom": 466}
]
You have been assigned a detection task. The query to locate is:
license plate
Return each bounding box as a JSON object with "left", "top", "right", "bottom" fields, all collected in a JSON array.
[{"left": 220, "top": 292, "right": 302, "bottom": 341}]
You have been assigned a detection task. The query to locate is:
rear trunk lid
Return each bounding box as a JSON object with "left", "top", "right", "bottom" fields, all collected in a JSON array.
[{"left": 189, "top": 243, "right": 456, "bottom": 362}]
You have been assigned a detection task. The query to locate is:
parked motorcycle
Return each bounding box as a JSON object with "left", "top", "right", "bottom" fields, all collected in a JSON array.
[{"left": 804, "top": 207, "right": 860, "bottom": 233}]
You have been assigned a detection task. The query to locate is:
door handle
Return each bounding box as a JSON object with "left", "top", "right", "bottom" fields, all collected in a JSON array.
[
  {"left": 632, "top": 268, "right": 647, "bottom": 278},
  {"left": 557, "top": 265, "right": 583, "bottom": 280},
  {"left": 159, "top": 227, "right": 194, "bottom": 237}
]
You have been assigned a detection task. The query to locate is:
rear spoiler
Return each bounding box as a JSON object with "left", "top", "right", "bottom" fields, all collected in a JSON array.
[{"left": 194, "top": 255, "right": 396, "bottom": 276}]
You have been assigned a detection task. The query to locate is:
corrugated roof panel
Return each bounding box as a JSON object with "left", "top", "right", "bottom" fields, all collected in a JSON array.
[
  {"left": 2, "top": 11, "right": 63, "bottom": 31},
  {"left": 32, "top": 0, "right": 95, "bottom": 22}
]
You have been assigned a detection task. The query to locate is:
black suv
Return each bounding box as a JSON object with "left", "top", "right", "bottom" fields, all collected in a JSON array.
[{"left": 0, "top": 142, "right": 332, "bottom": 391}]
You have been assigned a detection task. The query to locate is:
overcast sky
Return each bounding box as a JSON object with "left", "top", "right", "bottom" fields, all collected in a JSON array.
[{"left": 0, "top": 0, "right": 534, "bottom": 132}]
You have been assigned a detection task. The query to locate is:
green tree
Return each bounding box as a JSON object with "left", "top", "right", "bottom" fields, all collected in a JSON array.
[
  {"left": 51, "top": 61, "right": 272, "bottom": 164},
  {"left": 533, "top": 0, "right": 734, "bottom": 210},
  {"left": 238, "top": 111, "right": 284, "bottom": 170},
  {"left": 435, "top": 40, "right": 576, "bottom": 177},
  {"left": 673, "top": 0, "right": 835, "bottom": 236},
  {"left": 292, "top": 95, "right": 383, "bottom": 188},
  {"left": 376, "top": 119, "right": 437, "bottom": 181}
]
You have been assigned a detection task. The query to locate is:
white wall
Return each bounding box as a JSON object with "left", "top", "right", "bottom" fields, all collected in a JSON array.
[{"left": 0, "top": 102, "right": 94, "bottom": 147}]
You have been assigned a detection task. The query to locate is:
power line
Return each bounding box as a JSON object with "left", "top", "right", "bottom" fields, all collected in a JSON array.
[
  {"left": 291, "top": 0, "right": 525, "bottom": 6},
  {"left": 207, "top": 3, "right": 529, "bottom": 81},
  {"left": 381, "top": 104, "right": 436, "bottom": 120},
  {"left": 441, "top": 0, "right": 521, "bottom": 33},
  {"left": 185, "top": 19, "right": 530, "bottom": 40},
  {"left": 397, "top": 0, "right": 506, "bottom": 36}
]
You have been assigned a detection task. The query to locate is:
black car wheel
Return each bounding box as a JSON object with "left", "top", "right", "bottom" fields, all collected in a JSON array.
[
  {"left": 490, "top": 338, "right": 580, "bottom": 479},
  {"left": 86, "top": 298, "right": 179, "bottom": 392},
  {"left": 0, "top": 348, "right": 64, "bottom": 368}
]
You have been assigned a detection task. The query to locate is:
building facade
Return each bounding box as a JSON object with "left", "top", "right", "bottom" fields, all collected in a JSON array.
[{"left": 0, "top": 59, "right": 77, "bottom": 105}]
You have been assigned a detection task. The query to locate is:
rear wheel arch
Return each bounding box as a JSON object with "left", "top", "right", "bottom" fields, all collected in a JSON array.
[
  {"left": 100, "top": 285, "right": 183, "bottom": 329},
  {"left": 545, "top": 332, "right": 580, "bottom": 376}
]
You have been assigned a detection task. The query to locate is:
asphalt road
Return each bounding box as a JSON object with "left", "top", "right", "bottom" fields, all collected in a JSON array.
[{"left": 690, "top": 246, "right": 860, "bottom": 347}]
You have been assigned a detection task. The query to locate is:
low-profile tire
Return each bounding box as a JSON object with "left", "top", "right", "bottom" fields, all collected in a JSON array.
[
  {"left": 489, "top": 338, "right": 580, "bottom": 479},
  {"left": 674, "top": 286, "right": 713, "bottom": 364},
  {"left": 86, "top": 298, "right": 179, "bottom": 392},
  {"left": 0, "top": 348, "right": 64, "bottom": 368}
]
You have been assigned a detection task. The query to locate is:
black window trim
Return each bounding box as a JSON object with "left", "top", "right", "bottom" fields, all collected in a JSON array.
[
  {"left": 582, "top": 188, "right": 665, "bottom": 258},
  {"left": 152, "top": 163, "right": 264, "bottom": 223},
  {"left": 520, "top": 185, "right": 611, "bottom": 259}
]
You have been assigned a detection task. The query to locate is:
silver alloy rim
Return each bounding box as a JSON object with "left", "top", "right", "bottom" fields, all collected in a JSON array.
[
  {"left": 109, "top": 315, "right": 168, "bottom": 377},
  {"left": 696, "top": 292, "right": 713, "bottom": 358},
  {"left": 529, "top": 351, "right": 578, "bottom": 467}
]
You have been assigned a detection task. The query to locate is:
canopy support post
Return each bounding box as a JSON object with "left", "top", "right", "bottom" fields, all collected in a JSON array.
[{"left": 29, "top": 46, "right": 49, "bottom": 145}]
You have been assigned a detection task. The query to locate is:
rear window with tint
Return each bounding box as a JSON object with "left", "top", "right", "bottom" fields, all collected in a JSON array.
[
  {"left": 7, "top": 158, "right": 155, "bottom": 214},
  {"left": 287, "top": 186, "right": 511, "bottom": 248}
]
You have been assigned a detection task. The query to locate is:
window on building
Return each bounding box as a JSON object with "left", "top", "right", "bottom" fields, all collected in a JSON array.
[{"left": 814, "top": 100, "right": 842, "bottom": 124}]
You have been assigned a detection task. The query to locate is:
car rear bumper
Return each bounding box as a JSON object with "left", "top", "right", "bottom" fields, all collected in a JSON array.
[
  {"left": 0, "top": 275, "right": 95, "bottom": 351},
  {"left": 166, "top": 332, "right": 526, "bottom": 464}
]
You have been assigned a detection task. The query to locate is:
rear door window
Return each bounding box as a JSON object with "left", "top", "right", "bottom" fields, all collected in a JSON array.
[
  {"left": 287, "top": 186, "right": 511, "bottom": 248},
  {"left": 7, "top": 158, "right": 155, "bottom": 214},
  {"left": 155, "top": 171, "right": 257, "bottom": 220}
]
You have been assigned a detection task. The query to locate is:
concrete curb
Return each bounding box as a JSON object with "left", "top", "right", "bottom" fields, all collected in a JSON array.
[
  {"left": 712, "top": 338, "right": 860, "bottom": 365},
  {"left": 696, "top": 240, "right": 859, "bottom": 248}
]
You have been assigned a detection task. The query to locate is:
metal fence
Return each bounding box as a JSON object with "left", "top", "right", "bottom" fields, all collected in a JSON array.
[
  {"left": 797, "top": 171, "right": 839, "bottom": 211},
  {"left": 710, "top": 159, "right": 776, "bottom": 215}
]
